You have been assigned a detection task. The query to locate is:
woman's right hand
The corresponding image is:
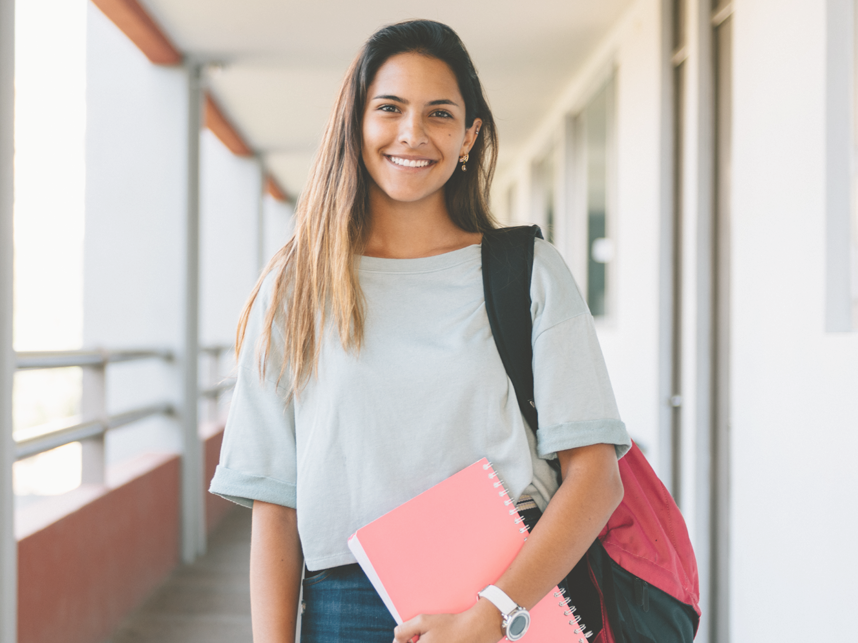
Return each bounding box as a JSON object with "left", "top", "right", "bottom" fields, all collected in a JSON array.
[{"left": 392, "top": 599, "right": 504, "bottom": 643}]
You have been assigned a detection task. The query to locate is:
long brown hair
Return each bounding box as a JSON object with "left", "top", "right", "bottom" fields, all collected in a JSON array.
[{"left": 237, "top": 19, "right": 499, "bottom": 392}]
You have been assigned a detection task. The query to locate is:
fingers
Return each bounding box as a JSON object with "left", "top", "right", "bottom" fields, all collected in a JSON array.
[{"left": 392, "top": 615, "right": 426, "bottom": 643}]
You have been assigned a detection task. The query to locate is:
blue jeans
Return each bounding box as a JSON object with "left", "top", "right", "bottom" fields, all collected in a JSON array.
[{"left": 301, "top": 563, "right": 398, "bottom": 643}]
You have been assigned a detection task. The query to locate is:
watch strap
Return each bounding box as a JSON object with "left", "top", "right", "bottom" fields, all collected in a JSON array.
[{"left": 478, "top": 584, "right": 519, "bottom": 616}]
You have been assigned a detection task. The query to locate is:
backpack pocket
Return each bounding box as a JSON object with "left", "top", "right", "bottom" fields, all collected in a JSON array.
[{"left": 587, "top": 540, "right": 699, "bottom": 643}]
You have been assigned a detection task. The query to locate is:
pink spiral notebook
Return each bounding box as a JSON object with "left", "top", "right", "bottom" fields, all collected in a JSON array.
[{"left": 347, "top": 458, "right": 590, "bottom": 642}]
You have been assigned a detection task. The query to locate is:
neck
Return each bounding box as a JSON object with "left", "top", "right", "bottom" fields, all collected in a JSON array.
[{"left": 363, "top": 183, "right": 481, "bottom": 258}]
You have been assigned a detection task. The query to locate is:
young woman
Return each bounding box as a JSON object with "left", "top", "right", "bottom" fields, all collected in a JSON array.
[{"left": 210, "top": 19, "right": 630, "bottom": 643}]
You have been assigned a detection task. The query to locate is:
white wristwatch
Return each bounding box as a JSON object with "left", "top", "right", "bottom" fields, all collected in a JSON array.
[{"left": 477, "top": 585, "right": 531, "bottom": 641}]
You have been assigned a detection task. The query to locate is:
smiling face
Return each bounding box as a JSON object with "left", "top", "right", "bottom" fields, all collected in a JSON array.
[{"left": 361, "top": 52, "right": 481, "bottom": 208}]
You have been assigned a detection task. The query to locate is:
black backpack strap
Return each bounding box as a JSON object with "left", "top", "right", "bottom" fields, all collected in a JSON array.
[{"left": 481, "top": 225, "right": 561, "bottom": 477}]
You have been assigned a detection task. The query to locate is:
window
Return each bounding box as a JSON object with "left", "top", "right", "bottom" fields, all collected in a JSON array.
[
  {"left": 576, "top": 80, "right": 615, "bottom": 318},
  {"left": 532, "top": 151, "right": 555, "bottom": 243},
  {"left": 504, "top": 183, "right": 518, "bottom": 225}
]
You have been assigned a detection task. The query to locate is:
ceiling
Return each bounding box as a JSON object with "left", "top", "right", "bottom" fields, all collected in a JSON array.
[{"left": 141, "top": 0, "right": 634, "bottom": 196}]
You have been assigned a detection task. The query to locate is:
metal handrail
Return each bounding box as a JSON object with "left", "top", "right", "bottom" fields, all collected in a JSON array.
[
  {"left": 15, "top": 345, "right": 231, "bottom": 370},
  {"left": 199, "top": 345, "right": 232, "bottom": 356},
  {"left": 200, "top": 378, "right": 236, "bottom": 399},
  {"left": 14, "top": 403, "right": 176, "bottom": 460},
  {"left": 12, "top": 346, "right": 234, "bottom": 461},
  {"left": 108, "top": 402, "right": 176, "bottom": 431},
  {"left": 15, "top": 348, "right": 174, "bottom": 370},
  {"left": 15, "top": 419, "right": 104, "bottom": 460}
]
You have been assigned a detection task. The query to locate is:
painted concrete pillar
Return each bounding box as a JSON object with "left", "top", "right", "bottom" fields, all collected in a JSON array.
[{"left": 0, "top": 0, "right": 16, "bottom": 639}]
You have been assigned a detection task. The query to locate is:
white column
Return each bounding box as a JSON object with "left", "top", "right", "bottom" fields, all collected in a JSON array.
[
  {"left": 825, "top": 0, "right": 854, "bottom": 332},
  {"left": 80, "top": 362, "right": 106, "bottom": 484},
  {"left": 203, "top": 349, "right": 220, "bottom": 425},
  {"left": 180, "top": 61, "right": 205, "bottom": 564},
  {"left": 0, "top": 0, "right": 16, "bottom": 639}
]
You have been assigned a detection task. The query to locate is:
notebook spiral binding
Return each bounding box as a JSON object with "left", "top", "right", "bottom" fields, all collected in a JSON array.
[
  {"left": 554, "top": 593, "right": 593, "bottom": 640},
  {"left": 483, "top": 461, "right": 527, "bottom": 535},
  {"left": 483, "top": 461, "right": 593, "bottom": 643}
]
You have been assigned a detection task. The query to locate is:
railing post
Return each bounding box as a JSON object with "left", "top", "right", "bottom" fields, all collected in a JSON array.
[
  {"left": 0, "top": 0, "right": 17, "bottom": 639},
  {"left": 80, "top": 359, "right": 106, "bottom": 484},
  {"left": 179, "top": 60, "right": 206, "bottom": 564},
  {"left": 205, "top": 349, "right": 220, "bottom": 425}
]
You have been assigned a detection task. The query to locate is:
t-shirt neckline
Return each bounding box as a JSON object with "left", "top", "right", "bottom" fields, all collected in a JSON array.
[{"left": 358, "top": 244, "right": 481, "bottom": 274}]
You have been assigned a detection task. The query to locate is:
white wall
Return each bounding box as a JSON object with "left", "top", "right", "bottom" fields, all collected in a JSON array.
[
  {"left": 262, "top": 193, "right": 294, "bottom": 267},
  {"left": 596, "top": 0, "right": 664, "bottom": 461},
  {"left": 199, "top": 130, "right": 261, "bottom": 349},
  {"left": 84, "top": 6, "right": 286, "bottom": 463},
  {"left": 731, "top": 0, "right": 858, "bottom": 638},
  {"left": 84, "top": 3, "right": 188, "bottom": 463}
]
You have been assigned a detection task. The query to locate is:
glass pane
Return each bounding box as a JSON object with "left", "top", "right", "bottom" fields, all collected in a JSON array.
[
  {"left": 585, "top": 84, "right": 611, "bottom": 317},
  {"left": 673, "top": 0, "right": 687, "bottom": 50},
  {"left": 533, "top": 153, "right": 555, "bottom": 243},
  {"left": 506, "top": 184, "right": 517, "bottom": 224},
  {"left": 670, "top": 60, "right": 685, "bottom": 502},
  {"left": 712, "top": 0, "right": 732, "bottom": 14}
]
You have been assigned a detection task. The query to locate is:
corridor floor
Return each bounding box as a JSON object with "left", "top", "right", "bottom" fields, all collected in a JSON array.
[{"left": 105, "top": 507, "right": 253, "bottom": 643}]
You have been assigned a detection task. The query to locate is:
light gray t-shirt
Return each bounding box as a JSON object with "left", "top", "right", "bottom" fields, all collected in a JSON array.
[{"left": 209, "top": 239, "right": 630, "bottom": 571}]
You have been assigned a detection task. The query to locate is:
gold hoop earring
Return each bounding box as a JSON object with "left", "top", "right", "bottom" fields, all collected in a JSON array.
[{"left": 459, "top": 153, "right": 469, "bottom": 172}]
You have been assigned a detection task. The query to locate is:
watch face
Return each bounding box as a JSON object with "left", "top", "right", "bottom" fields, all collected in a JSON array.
[{"left": 506, "top": 610, "right": 531, "bottom": 641}]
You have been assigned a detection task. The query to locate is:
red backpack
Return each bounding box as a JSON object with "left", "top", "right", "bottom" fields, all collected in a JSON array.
[{"left": 482, "top": 226, "right": 700, "bottom": 642}]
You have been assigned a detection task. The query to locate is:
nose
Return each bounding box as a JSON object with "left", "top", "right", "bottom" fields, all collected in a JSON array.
[{"left": 398, "top": 111, "right": 428, "bottom": 148}]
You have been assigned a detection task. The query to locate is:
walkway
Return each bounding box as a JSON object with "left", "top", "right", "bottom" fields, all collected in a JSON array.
[{"left": 105, "top": 507, "right": 252, "bottom": 643}]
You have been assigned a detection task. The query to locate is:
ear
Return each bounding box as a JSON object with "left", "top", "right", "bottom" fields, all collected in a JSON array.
[{"left": 460, "top": 118, "right": 483, "bottom": 157}]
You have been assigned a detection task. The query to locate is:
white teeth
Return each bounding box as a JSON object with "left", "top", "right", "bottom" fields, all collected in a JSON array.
[{"left": 389, "top": 156, "right": 430, "bottom": 168}]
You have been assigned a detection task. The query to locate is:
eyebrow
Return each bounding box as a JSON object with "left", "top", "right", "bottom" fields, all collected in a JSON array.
[{"left": 372, "top": 94, "right": 460, "bottom": 107}]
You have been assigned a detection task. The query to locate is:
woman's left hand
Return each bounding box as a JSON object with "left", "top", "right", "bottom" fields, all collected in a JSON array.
[{"left": 392, "top": 599, "right": 504, "bottom": 643}]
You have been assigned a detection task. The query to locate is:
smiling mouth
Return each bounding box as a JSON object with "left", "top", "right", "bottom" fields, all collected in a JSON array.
[{"left": 386, "top": 155, "right": 435, "bottom": 168}]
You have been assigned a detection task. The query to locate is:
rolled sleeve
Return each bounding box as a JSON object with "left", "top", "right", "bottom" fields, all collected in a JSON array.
[
  {"left": 532, "top": 312, "right": 631, "bottom": 460},
  {"left": 536, "top": 419, "right": 631, "bottom": 459},
  {"left": 208, "top": 272, "right": 298, "bottom": 509},
  {"left": 210, "top": 465, "right": 296, "bottom": 509},
  {"left": 208, "top": 363, "right": 298, "bottom": 509}
]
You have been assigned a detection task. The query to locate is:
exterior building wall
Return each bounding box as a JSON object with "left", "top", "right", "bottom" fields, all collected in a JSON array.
[
  {"left": 262, "top": 193, "right": 294, "bottom": 267},
  {"left": 16, "top": 428, "right": 231, "bottom": 643},
  {"left": 730, "top": 0, "right": 858, "bottom": 639},
  {"left": 594, "top": 0, "right": 665, "bottom": 465},
  {"left": 199, "top": 129, "right": 262, "bottom": 349},
  {"left": 84, "top": 5, "right": 278, "bottom": 465},
  {"left": 16, "top": 453, "right": 180, "bottom": 643},
  {"left": 83, "top": 3, "right": 188, "bottom": 463}
]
